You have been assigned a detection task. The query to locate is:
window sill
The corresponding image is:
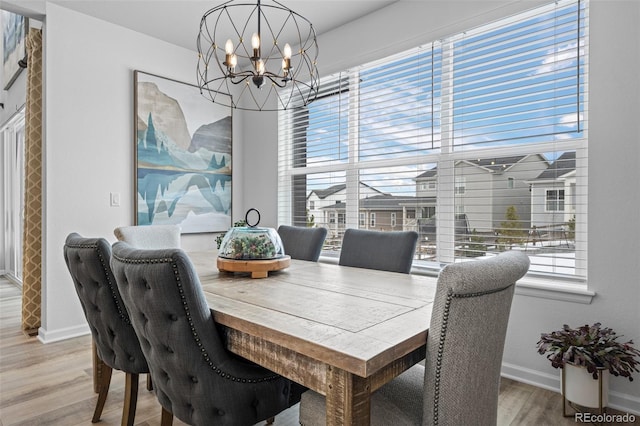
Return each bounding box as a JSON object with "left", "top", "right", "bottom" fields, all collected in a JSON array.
[{"left": 514, "top": 276, "right": 595, "bottom": 304}]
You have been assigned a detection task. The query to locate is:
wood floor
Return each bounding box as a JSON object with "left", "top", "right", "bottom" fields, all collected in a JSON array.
[{"left": 0, "top": 277, "right": 636, "bottom": 426}]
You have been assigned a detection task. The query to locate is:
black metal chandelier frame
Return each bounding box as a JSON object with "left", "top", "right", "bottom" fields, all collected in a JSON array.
[{"left": 197, "top": 0, "right": 319, "bottom": 111}]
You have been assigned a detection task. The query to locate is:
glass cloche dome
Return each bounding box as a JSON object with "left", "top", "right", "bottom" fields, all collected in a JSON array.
[{"left": 217, "top": 209, "right": 284, "bottom": 260}]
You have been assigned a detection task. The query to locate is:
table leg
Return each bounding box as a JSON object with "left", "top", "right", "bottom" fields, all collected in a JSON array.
[{"left": 325, "top": 365, "right": 371, "bottom": 425}]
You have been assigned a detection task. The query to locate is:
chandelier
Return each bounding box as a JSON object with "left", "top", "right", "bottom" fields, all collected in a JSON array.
[{"left": 197, "top": 0, "right": 319, "bottom": 111}]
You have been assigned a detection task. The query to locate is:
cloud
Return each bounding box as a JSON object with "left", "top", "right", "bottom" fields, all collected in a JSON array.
[{"left": 534, "top": 40, "right": 585, "bottom": 75}]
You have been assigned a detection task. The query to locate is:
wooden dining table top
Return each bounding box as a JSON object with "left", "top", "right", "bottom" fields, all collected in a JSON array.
[{"left": 188, "top": 250, "right": 438, "bottom": 424}]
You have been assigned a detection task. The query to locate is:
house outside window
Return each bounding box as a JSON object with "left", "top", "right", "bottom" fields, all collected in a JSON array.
[{"left": 278, "top": 0, "right": 588, "bottom": 280}]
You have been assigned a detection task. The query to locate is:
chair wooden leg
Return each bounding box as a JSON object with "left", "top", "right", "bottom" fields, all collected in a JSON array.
[
  {"left": 146, "top": 373, "right": 153, "bottom": 391},
  {"left": 122, "top": 373, "right": 139, "bottom": 426},
  {"left": 92, "top": 364, "right": 113, "bottom": 423},
  {"left": 161, "top": 407, "right": 174, "bottom": 426},
  {"left": 266, "top": 416, "right": 275, "bottom": 424},
  {"left": 92, "top": 341, "right": 107, "bottom": 394}
]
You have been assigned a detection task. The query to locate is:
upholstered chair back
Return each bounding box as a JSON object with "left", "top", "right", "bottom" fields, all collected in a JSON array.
[
  {"left": 339, "top": 228, "right": 419, "bottom": 273},
  {"left": 423, "top": 250, "right": 529, "bottom": 425},
  {"left": 63, "top": 233, "right": 148, "bottom": 374},
  {"left": 114, "top": 224, "right": 181, "bottom": 249},
  {"left": 64, "top": 233, "right": 149, "bottom": 425},
  {"left": 110, "top": 242, "right": 300, "bottom": 426},
  {"left": 277, "top": 225, "right": 327, "bottom": 261}
]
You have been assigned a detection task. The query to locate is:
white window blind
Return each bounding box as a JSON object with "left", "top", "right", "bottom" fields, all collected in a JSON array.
[{"left": 278, "top": 0, "right": 587, "bottom": 280}]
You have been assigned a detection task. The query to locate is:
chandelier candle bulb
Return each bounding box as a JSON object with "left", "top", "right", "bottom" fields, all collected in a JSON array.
[
  {"left": 283, "top": 43, "right": 292, "bottom": 75},
  {"left": 251, "top": 32, "right": 261, "bottom": 58},
  {"left": 224, "top": 39, "right": 234, "bottom": 70}
]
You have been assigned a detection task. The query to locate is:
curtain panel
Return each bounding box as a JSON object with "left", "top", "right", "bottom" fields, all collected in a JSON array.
[{"left": 21, "top": 28, "right": 43, "bottom": 336}]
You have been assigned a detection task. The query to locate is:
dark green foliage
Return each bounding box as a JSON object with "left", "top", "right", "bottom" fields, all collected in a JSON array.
[
  {"left": 497, "top": 205, "right": 526, "bottom": 247},
  {"left": 537, "top": 323, "right": 640, "bottom": 381}
]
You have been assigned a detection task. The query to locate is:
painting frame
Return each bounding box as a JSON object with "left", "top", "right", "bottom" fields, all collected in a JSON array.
[
  {"left": 133, "top": 70, "right": 232, "bottom": 234},
  {"left": 2, "top": 11, "right": 28, "bottom": 90}
]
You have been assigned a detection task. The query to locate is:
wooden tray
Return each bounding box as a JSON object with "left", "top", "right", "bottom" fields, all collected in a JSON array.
[{"left": 217, "top": 255, "right": 291, "bottom": 279}]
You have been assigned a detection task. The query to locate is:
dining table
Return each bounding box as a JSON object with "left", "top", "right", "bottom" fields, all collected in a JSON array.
[{"left": 188, "top": 250, "right": 438, "bottom": 425}]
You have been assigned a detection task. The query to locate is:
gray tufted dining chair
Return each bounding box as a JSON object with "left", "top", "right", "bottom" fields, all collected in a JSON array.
[
  {"left": 339, "top": 228, "right": 419, "bottom": 273},
  {"left": 299, "top": 250, "right": 530, "bottom": 426},
  {"left": 63, "top": 233, "right": 149, "bottom": 426},
  {"left": 110, "top": 242, "right": 303, "bottom": 426},
  {"left": 277, "top": 225, "right": 327, "bottom": 261},
  {"left": 114, "top": 224, "right": 181, "bottom": 249}
]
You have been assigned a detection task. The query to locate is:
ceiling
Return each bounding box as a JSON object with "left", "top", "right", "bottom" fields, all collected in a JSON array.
[{"left": 2, "top": 0, "right": 399, "bottom": 52}]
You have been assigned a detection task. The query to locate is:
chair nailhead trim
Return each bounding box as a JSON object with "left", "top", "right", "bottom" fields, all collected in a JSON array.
[
  {"left": 432, "top": 284, "right": 513, "bottom": 425},
  {"left": 112, "top": 252, "right": 280, "bottom": 384}
]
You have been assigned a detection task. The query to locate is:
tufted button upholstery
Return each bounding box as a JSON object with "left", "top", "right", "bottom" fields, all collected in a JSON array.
[
  {"left": 63, "top": 233, "right": 149, "bottom": 425},
  {"left": 110, "top": 242, "right": 304, "bottom": 426}
]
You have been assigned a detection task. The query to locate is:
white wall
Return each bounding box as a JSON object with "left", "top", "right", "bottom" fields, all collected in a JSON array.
[
  {"left": 241, "top": 0, "right": 640, "bottom": 414},
  {"left": 40, "top": 3, "right": 243, "bottom": 341}
]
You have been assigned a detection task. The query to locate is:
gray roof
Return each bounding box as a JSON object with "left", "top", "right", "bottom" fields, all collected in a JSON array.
[
  {"left": 322, "top": 194, "right": 436, "bottom": 210},
  {"left": 535, "top": 151, "right": 576, "bottom": 180},
  {"left": 416, "top": 155, "right": 528, "bottom": 179},
  {"left": 463, "top": 155, "right": 527, "bottom": 172},
  {"left": 310, "top": 184, "right": 346, "bottom": 199},
  {"left": 309, "top": 182, "right": 387, "bottom": 199}
]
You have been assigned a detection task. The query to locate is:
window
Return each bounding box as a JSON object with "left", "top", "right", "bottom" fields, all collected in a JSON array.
[
  {"left": 279, "top": 0, "right": 587, "bottom": 280},
  {"left": 1, "top": 109, "right": 26, "bottom": 283},
  {"left": 454, "top": 177, "right": 466, "bottom": 195},
  {"left": 546, "top": 189, "right": 565, "bottom": 211},
  {"left": 391, "top": 212, "right": 397, "bottom": 227}
]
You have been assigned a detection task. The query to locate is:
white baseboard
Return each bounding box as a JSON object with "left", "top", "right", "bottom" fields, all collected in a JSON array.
[
  {"left": 502, "top": 362, "right": 640, "bottom": 416},
  {"left": 37, "top": 324, "right": 90, "bottom": 344}
]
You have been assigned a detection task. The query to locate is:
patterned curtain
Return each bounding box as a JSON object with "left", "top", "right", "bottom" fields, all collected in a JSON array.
[{"left": 21, "top": 28, "right": 43, "bottom": 336}]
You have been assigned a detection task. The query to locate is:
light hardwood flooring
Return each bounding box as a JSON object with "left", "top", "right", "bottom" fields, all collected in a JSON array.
[{"left": 1, "top": 277, "right": 637, "bottom": 426}]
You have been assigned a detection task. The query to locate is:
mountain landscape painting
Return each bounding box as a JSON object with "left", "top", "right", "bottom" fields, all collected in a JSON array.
[{"left": 134, "top": 71, "right": 232, "bottom": 233}]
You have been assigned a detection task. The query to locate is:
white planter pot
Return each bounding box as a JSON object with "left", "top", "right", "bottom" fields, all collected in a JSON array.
[{"left": 561, "top": 363, "right": 609, "bottom": 409}]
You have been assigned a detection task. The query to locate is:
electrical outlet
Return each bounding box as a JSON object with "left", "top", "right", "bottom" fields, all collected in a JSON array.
[{"left": 110, "top": 192, "right": 120, "bottom": 207}]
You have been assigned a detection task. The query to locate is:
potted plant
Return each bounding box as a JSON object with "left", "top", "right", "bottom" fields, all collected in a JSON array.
[{"left": 537, "top": 323, "right": 640, "bottom": 412}]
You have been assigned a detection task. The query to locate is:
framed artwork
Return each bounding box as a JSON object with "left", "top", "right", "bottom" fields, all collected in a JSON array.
[
  {"left": 2, "top": 11, "right": 28, "bottom": 90},
  {"left": 134, "top": 70, "right": 232, "bottom": 233}
]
